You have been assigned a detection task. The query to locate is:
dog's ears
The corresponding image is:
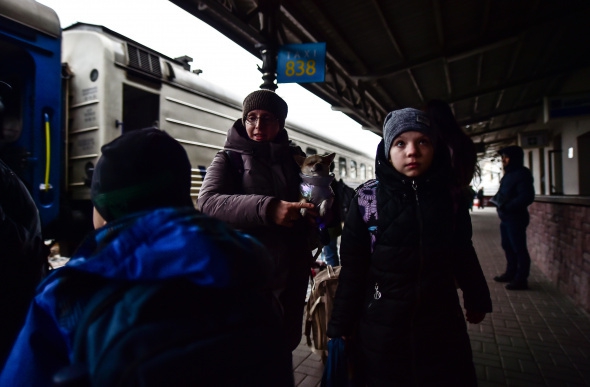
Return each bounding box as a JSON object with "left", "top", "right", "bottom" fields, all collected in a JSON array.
[
  {"left": 324, "top": 153, "right": 336, "bottom": 164},
  {"left": 294, "top": 154, "right": 307, "bottom": 167}
]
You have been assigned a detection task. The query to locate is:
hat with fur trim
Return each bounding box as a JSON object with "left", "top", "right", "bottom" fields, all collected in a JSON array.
[
  {"left": 242, "top": 89, "right": 288, "bottom": 130},
  {"left": 91, "top": 128, "right": 193, "bottom": 221}
]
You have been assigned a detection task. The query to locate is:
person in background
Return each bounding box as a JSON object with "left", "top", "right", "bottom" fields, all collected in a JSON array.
[
  {"left": 466, "top": 184, "right": 476, "bottom": 212},
  {"left": 424, "top": 99, "right": 479, "bottom": 190},
  {"left": 327, "top": 108, "right": 492, "bottom": 386},
  {"left": 492, "top": 145, "right": 535, "bottom": 290},
  {"left": 0, "top": 157, "right": 47, "bottom": 370},
  {"left": 477, "top": 187, "right": 485, "bottom": 209},
  {"left": 197, "top": 89, "right": 316, "bottom": 352},
  {"left": 0, "top": 114, "right": 29, "bottom": 185},
  {"left": 320, "top": 162, "right": 342, "bottom": 267},
  {"left": 0, "top": 128, "right": 293, "bottom": 386}
]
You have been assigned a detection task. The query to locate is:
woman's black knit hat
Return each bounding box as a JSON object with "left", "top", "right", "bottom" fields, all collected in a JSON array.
[
  {"left": 242, "top": 89, "right": 288, "bottom": 129},
  {"left": 91, "top": 128, "right": 193, "bottom": 222}
]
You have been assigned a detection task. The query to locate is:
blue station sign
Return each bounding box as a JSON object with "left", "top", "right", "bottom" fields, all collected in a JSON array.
[{"left": 277, "top": 42, "right": 326, "bottom": 84}]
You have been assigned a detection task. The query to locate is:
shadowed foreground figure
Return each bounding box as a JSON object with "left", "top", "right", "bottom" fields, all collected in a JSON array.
[
  {"left": 0, "top": 128, "right": 293, "bottom": 387},
  {"left": 0, "top": 158, "right": 46, "bottom": 370}
]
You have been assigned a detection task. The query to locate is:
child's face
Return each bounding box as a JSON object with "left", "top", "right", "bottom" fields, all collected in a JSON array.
[{"left": 388, "top": 131, "right": 434, "bottom": 178}]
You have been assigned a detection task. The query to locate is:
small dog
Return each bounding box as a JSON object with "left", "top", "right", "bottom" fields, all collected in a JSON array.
[
  {"left": 295, "top": 153, "right": 336, "bottom": 217},
  {"left": 295, "top": 153, "right": 336, "bottom": 249}
]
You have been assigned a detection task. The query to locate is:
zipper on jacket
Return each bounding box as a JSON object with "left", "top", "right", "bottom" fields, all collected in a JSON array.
[
  {"left": 412, "top": 180, "right": 424, "bottom": 319},
  {"left": 411, "top": 180, "right": 423, "bottom": 386},
  {"left": 373, "top": 282, "right": 381, "bottom": 300},
  {"left": 367, "top": 282, "right": 381, "bottom": 309}
]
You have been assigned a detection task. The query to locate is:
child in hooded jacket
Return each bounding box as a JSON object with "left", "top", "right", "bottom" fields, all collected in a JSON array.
[
  {"left": 327, "top": 107, "right": 492, "bottom": 386},
  {"left": 0, "top": 128, "right": 293, "bottom": 387}
]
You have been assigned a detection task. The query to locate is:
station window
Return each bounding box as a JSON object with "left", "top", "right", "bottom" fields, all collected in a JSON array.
[
  {"left": 306, "top": 147, "right": 317, "bottom": 155},
  {"left": 350, "top": 160, "right": 357, "bottom": 179},
  {"left": 367, "top": 166, "right": 373, "bottom": 179},
  {"left": 360, "top": 164, "right": 366, "bottom": 180},
  {"left": 338, "top": 157, "right": 347, "bottom": 178}
]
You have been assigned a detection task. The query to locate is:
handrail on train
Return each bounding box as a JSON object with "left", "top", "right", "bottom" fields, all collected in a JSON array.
[{"left": 43, "top": 112, "right": 51, "bottom": 191}]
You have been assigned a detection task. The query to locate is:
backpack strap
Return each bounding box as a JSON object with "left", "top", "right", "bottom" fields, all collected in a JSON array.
[
  {"left": 53, "top": 280, "right": 133, "bottom": 386},
  {"left": 71, "top": 281, "right": 136, "bottom": 362},
  {"left": 356, "top": 179, "right": 379, "bottom": 253},
  {"left": 221, "top": 149, "right": 246, "bottom": 194},
  {"left": 223, "top": 149, "right": 244, "bottom": 175}
]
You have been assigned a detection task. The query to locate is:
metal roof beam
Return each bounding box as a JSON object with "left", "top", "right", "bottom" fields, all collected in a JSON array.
[
  {"left": 461, "top": 103, "right": 537, "bottom": 126},
  {"left": 432, "top": 0, "right": 452, "bottom": 96},
  {"left": 432, "top": 0, "right": 444, "bottom": 50},
  {"left": 353, "top": 36, "right": 519, "bottom": 81},
  {"left": 449, "top": 63, "right": 590, "bottom": 106},
  {"left": 352, "top": 6, "right": 586, "bottom": 82},
  {"left": 279, "top": 6, "right": 390, "bottom": 123},
  {"left": 371, "top": 0, "right": 404, "bottom": 60}
]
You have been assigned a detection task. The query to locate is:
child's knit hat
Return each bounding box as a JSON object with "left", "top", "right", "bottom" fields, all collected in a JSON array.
[
  {"left": 383, "top": 108, "right": 432, "bottom": 158},
  {"left": 91, "top": 128, "right": 193, "bottom": 221}
]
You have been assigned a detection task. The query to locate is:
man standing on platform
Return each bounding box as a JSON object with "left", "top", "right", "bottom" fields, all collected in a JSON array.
[{"left": 492, "top": 145, "right": 535, "bottom": 290}]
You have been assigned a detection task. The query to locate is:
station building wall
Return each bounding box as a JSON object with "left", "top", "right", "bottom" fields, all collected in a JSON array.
[{"left": 528, "top": 200, "right": 590, "bottom": 314}]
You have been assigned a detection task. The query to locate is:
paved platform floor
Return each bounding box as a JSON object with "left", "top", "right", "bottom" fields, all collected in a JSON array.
[{"left": 293, "top": 207, "right": 590, "bottom": 386}]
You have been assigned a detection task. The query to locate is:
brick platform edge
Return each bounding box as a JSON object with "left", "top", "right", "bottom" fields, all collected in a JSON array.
[{"left": 528, "top": 201, "right": 590, "bottom": 314}]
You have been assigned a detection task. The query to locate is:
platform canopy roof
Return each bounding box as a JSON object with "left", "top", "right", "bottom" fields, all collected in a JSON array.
[{"left": 170, "top": 0, "right": 590, "bottom": 157}]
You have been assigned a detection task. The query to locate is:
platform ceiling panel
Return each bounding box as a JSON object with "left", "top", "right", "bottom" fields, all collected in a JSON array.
[{"left": 170, "top": 0, "right": 590, "bottom": 156}]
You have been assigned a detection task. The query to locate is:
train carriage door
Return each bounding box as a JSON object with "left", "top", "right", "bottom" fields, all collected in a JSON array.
[
  {"left": 122, "top": 84, "right": 159, "bottom": 132},
  {"left": 0, "top": 5, "right": 62, "bottom": 228}
]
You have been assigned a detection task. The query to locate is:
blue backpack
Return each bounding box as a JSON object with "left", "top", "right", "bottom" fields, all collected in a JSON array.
[{"left": 53, "top": 277, "right": 294, "bottom": 386}]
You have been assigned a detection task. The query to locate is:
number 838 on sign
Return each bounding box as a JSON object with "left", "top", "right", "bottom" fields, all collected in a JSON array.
[{"left": 277, "top": 42, "right": 326, "bottom": 84}]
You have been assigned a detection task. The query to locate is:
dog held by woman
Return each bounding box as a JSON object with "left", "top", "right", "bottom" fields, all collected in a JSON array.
[{"left": 295, "top": 153, "right": 336, "bottom": 253}]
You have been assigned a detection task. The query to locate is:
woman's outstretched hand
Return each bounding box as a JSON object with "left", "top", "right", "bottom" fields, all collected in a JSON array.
[{"left": 269, "top": 200, "right": 315, "bottom": 227}]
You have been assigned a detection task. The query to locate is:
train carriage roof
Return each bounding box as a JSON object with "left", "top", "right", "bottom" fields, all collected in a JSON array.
[
  {"left": 0, "top": 0, "right": 60, "bottom": 38},
  {"left": 170, "top": 0, "right": 590, "bottom": 157},
  {"left": 63, "top": 22, "right": 245, "bottom": 110}
]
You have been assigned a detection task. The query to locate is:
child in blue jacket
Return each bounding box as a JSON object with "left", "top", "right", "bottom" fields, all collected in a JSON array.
[{"left": 0, "top": 128, "right": 293, "bottom": 386}]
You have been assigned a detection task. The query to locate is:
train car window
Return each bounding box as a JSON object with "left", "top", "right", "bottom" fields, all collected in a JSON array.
[
  {"left": 338, "top": 157, "right": 347, "bottom": 178},
  {"left": 360, "top": 164, "right": 366, "bottom": 180},
  {"left": 306, "top": 147, "right": 317, "bottom": 155},
  {"left": 350, "top": 160, "right": 357, "bottom": 179},
  {"left": 90, "top": 69, "right": 99, "bottom": 82},
  {"left": 122, "top": 84, "right": 159, "bottom": 132}
]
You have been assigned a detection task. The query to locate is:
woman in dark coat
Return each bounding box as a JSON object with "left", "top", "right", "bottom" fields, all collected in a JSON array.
[
  {"left": 327, "top": 108, "right": 492, "bottom": 386},
  {"left": 197, "top": 89, "right": 316, "bottom": 352}
]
